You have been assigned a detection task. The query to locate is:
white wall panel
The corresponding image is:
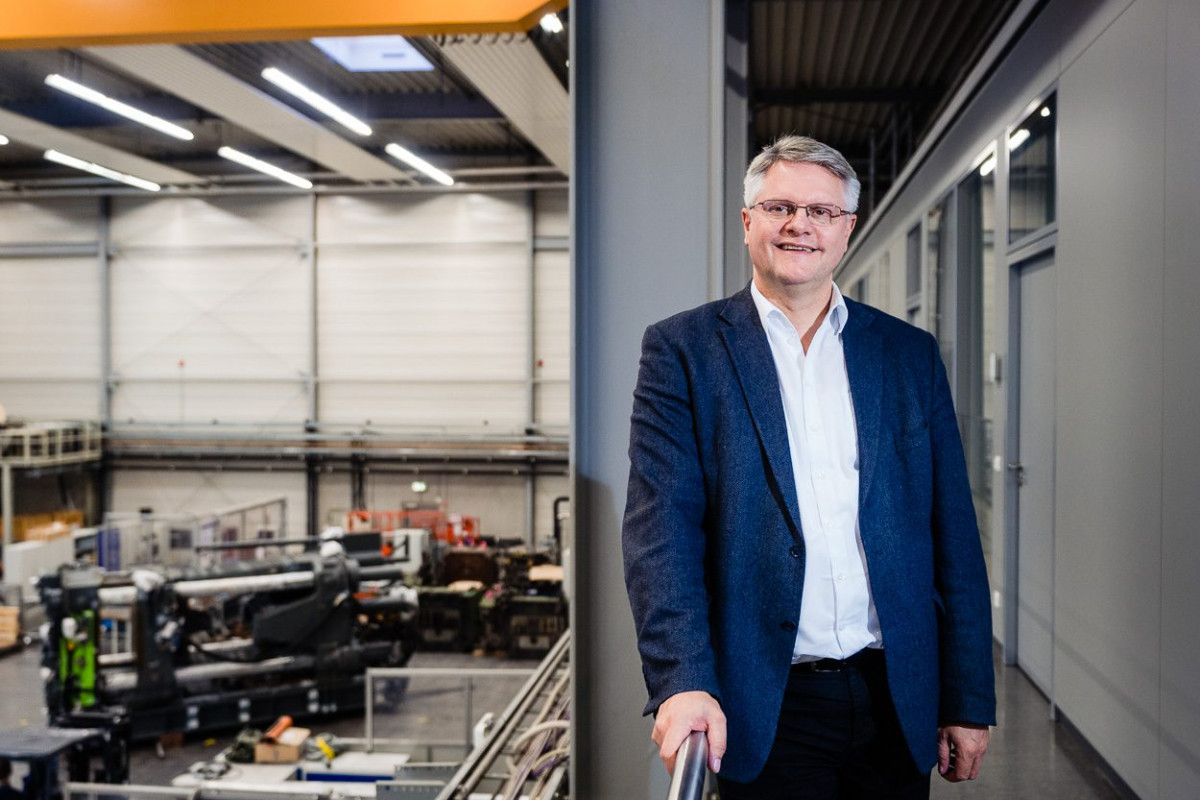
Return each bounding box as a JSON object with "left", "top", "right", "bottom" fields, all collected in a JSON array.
[
  {"left": 318, "top": 244, "right": 528, "bottom": 380},
  {"left": 1055, "top": 3, "right": 1164, "bottom": 796},
  {"left": 111, "top": 469, "right": 308, "bottom": 538},
  {"left": 111, "top": 381, "right": 309, "bottom": 425},
  {"left": 0, "top": 256, "right": 101, "bottom": 419},
  {"left": 534, "top": 248, "right": 569, "bottom": 428},
  {"left": 535, "top": 383, "right": 569, "bottom": 430},
  {"left": 317, "top": 192, "right": 533, "bottom": 429},
  {"left": 318, "top": 382, "right": 528, "bottom": 429},
  {"left": 318, "top": 193, "right": 528, "bottom": 246},
  {"left": 534, "top": 250, "right": 569, "bottom": 380},
  {"left": 113, "top": 196, "right": 313, "bottom": 247},
  {"left": 109, "top": 196, "right": 310, "bottom": 424},
  {"left": 535, "top": 190, "right": 569, "bottom": 238},
  {"left": 0, "top": 198, "right": 98, "bottom": 243}
]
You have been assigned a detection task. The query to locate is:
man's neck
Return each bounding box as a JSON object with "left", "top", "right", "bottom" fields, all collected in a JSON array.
[{"left": 754, "top": 277, "right": 834, "bottom": 353}]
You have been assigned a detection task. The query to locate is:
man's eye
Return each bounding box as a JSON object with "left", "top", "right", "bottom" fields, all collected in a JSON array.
[
  {"left": 809, "top": 205, "right": 834, "bottom": 221},
  {"left": 764, "top": 202, "right": 793, "bottom": 215}
]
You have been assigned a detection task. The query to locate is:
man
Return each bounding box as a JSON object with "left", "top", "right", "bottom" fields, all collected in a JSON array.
[{"left": 622, "top": 135, "right": 995, "bottom": 798}]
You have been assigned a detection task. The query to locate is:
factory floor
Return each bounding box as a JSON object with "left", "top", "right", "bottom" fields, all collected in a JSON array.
[
  {"left": 0, "top": 641, "right": 541, "bottom": 787},
  {"left": 0, "top": 641, "right": 1130, "bottom": 798}
]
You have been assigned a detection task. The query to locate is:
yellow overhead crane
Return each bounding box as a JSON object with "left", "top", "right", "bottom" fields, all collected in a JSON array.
[{"left": 0, "top": 0, "right": 569, "bottom": 49}]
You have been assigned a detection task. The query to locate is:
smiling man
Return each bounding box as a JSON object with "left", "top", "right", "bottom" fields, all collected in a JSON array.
[{"left": 622, "top": 135, "right": 996, "bottom": 799}]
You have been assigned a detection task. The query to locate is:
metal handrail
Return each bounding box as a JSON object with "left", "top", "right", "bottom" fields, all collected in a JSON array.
[{"left": 666, "top": 731, "right": 709, "bottom": 800}]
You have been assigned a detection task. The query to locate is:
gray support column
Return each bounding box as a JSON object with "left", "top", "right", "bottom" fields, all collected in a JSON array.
[
  {"left": 572, "top": 1, "right": 733, "bottom": 796},
  {"left": 306, "top": 194, "right": 319, "bottom": 425},
  {"left": 724, "top": 0, "right": 752, "bottom": 295},
  {"left": 1, "top": 463, "right": 12, "bottom": 550},
  {"left": 100, "top": 196, "right": 113, "bottom": 426},
  {"left": 526, "top": 190, "right": 537, "bottom": 429}
]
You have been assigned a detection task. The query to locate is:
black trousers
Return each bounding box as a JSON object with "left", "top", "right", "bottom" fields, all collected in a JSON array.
[{"left": 717, "top": 651, "right": 930, "bottom": 800}]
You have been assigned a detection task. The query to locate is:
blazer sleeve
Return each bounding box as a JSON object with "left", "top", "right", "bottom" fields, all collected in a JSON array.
[
  {"left": 927, "top": 334, "right": 998, "bottom": 726},
  {"left": 622, "top": 322, "right": 721, "bottom": 716}
]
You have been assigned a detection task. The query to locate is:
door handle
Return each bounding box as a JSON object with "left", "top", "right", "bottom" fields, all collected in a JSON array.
[{"left": 1007, "top": 462, "right": 1025, "bottom": 486}]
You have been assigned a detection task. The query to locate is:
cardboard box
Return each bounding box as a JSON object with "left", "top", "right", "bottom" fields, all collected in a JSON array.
[
  {"left": 255, "top": 727, "right": 310, "bottom": 763},
  {"left": 0, "top": 607, "right": 18, "bottom": 636},
  {"left": 25, "top": 521, "right": 73, "bottom": 542}
]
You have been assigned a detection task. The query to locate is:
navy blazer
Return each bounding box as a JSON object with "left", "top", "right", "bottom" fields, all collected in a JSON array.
[{"left": 622, "top": 286, "right": 996, "bottom": 782}]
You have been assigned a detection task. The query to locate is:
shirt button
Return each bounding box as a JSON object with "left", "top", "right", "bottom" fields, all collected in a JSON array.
[
  {"left": 789, "top": 545, "right": 801, "bottom": 558},
  {"left": 836, "top": 573, "right": 845, "bottom": 581},
  {"left": 781, "top": 621, "right": 797, "bottom": 632}
]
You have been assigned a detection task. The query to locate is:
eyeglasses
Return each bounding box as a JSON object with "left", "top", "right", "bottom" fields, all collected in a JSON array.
[{"left": 749, "top": 200, "right": 852, "bottom": 226}]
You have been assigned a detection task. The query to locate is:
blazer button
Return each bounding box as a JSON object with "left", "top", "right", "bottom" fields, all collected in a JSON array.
[
  {"left": 788, "top": 545, "right": 801, "bottom": 558},
  {"left": 780, "top": 621, "right": 797, "bottom": 632}
]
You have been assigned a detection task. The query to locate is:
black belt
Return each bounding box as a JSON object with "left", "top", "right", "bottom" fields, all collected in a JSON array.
[{"left": 791, "top": 648, "right": 882, "bottom": 674}]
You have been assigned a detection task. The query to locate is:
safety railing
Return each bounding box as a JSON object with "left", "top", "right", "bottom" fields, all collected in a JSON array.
[{"left": 666, "top": 731, "right": 710, "bottom": 800}]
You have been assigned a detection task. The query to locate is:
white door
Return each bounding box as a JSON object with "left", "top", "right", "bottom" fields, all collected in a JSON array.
[{"left": 1012, "top": 253, "right": 1056, "bottom": 697}]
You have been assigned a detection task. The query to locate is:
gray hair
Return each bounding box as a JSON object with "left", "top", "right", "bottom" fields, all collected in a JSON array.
[{"left": 743, "top": 134, "right": 861, "bottom": 213}]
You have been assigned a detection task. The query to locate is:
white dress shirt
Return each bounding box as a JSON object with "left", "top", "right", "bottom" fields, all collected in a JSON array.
[{"left": 750, "top": 281, "right": 883, "bottom": 661}]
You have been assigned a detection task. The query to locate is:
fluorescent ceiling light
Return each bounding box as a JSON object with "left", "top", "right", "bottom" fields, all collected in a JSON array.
[
  {"left": 218, "top": 146, "right": 313, "bottom": 189},
  {"left": 384, "top": 143, "right": 454, "bottom": 186},
  {"left": 978, "top": 155, "right": 997, "bottom": 177},
  {"left": 45, "top": 74, "right": 194, "bottom": 141},
  {"left": 540, "top": 13, "right": 564, "bottom": 34},
  {"left": 0, "top": 134, "right": 8, "bottom": 145},
  {"left": 44, "top": 149, "right": 161, "bottom": 191},
  {"left": 261, "top": 67, "right": 372, "bottom": 137},
  {"left": 1040, "top": 106, "right": 1051, "bottom": 118},
  {"left": 1007, "top": 128, "right": 1031, "bottom": 151},
  {"left": 311, "top": 36, "right": 433, "bottom": 72}
]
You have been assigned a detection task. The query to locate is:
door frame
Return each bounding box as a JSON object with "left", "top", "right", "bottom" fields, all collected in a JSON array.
[{"left": 1004, "top": 233, "right": 1057, "bottom": 714}]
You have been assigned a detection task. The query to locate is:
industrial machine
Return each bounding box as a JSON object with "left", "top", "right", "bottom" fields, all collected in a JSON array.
[{"left": 37, "top": 552, "right": 419, "bottom": 742}]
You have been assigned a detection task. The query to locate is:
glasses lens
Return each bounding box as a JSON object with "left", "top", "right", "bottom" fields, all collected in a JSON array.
[{"left": 759, "top": 201, "right": 795, "bottom": 219}]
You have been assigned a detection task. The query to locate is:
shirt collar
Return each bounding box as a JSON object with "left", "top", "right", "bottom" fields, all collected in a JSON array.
[{"left": 749, "top": 281, "right": 850, "bottom": 337}]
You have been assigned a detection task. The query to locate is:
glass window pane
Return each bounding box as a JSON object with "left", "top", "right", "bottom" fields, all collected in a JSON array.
[
  {"left": 957, "top": 163, "right": 996, "bottom": 567},
  {"left": 906, "top": 224, "right": 921, "bottom": 299},
  {"left": 1009, "top": 93, "right": 1057, "bottom": 243}
]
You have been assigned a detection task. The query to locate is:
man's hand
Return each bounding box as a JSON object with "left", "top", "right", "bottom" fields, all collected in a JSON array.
[
  {"left": 652, "top": 691, "right": 727, "bottom": 775},
  {"left": 937, "top": 723, "right": 990, "bottom": 781}
]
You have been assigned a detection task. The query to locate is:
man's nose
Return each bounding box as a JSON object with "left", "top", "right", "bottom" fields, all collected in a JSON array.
[{"left": 783, "top": 208, "right": 812, "bottom": 232}]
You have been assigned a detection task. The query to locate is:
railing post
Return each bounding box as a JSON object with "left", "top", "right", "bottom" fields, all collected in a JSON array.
[{"left": 666, "top": 731, "right": 709, "bottom": 800}]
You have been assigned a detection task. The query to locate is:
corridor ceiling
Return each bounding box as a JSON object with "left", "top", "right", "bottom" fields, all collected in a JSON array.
[{"left": 0, "top": 1, "right": 1023, "bottom": 197}]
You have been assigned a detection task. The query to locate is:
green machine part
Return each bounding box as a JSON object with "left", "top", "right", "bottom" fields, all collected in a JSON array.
[{"left": 59, "top": 609, "right": 99, "bottom": 709}]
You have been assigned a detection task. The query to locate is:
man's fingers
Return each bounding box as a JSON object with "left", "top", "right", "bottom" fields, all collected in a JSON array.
[
  {"left": 707, "top": 721, "right": 727, "bottom": 773},
  {"left": 652, "top": 691, "right": 726, "bottom": 775},
  {"left": 936, "top": 725, "right": 989, "bottom": 782}
]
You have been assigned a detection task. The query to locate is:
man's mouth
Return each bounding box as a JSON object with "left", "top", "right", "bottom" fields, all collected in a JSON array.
[{"left": 777, "top": 243, "right": 817, "bottom": 252}]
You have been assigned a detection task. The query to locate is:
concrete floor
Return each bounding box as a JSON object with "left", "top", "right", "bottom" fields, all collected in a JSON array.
[{"left": 0, "top": 640, "right": 1131, "bottom": 798}]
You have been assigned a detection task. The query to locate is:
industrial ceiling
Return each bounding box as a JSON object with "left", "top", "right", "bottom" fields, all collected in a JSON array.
[{"left": 0, "top": 0, "right": 1022, "bottom": 206}]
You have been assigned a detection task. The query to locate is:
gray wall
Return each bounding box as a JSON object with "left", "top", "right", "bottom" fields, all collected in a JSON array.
[{"left": 840, "top": 0, "right": 1200, "bottom": 795}]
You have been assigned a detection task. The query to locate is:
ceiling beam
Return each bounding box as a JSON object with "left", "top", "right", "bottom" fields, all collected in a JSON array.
[
  {"left": 6, "top": 91, "right": 503, "bottom": 130},
  {"left": 439, "top": 37, "right": 569, "bottom": 173},
  {"left": 1, "top": 0, "right": 570, "bottom": 49},
  {"left": 85, "top": 45, "right": 410, "bottom": 183},
  {"left": 0, "top": 107, "right": 203, "bottom": 185}
]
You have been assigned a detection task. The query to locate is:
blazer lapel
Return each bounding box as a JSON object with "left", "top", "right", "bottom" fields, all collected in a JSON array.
[
  {"left": 842, "top": 298, "right": 884, "bottom": 503},
  {"left": 718, "top": 288, "right": 804, "bottom": 539}
]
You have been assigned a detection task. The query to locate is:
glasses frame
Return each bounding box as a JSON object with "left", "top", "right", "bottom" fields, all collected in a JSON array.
[{"left": 749, "top": 199, "right": 853, "bottom": 226}]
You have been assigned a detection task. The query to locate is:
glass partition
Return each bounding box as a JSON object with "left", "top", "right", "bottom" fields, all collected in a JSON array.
[{"left": 1009, "top": 93, "right": 1057, "bottom": 243}]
